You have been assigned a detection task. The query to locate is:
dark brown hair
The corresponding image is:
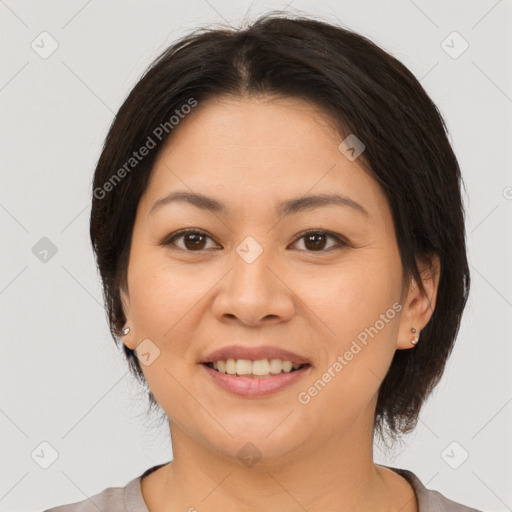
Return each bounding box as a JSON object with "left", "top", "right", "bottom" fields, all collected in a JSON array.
[{"left": 90, "top": 11, "right": 470, "bottom": 443}]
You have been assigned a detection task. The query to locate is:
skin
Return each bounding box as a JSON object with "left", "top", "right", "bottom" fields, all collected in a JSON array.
[{"left": 121, "top": 95, "right": 440, "bottom": 512}]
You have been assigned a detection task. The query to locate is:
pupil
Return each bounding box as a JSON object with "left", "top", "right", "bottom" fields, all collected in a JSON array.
[
  {"left": 185, "top": 233, "right": 205, "bottom": 250},
  {"left": 305, "top": 233, "right": 326, "bottom": 251}
]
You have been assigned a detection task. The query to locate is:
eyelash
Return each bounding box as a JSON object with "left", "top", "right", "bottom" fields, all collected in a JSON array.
[{"left": 161, "top": 228, "right": 348, "bottom": 253}]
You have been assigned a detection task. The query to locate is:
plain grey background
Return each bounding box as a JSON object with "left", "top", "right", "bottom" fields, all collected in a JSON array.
[{"left": 1, "top": 1, "right": 511, "bottom": 511}]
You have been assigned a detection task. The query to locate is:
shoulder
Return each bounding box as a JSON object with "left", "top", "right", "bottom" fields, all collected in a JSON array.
[
  {"left": 42, "top": 474, "right": 144, "bottom": 512},
  {"left": 388, "top": 466, "right": 484, "bottom": 512},
  {"left": 42, "top": 487, "right": 125, "bottom": 512}
]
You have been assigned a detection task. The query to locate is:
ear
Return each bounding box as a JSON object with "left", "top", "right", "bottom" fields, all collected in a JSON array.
[
  {"left": 396, "top": 252, "right": 441, "bottom": 350},
  {"left": 120, "top": 287, "right": 137, "bottom": 350}
]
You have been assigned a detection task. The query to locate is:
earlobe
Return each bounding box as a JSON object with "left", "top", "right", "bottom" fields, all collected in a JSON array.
[
  {"left": 119, "top": 289, "right": 136, "bottom": 350},
  {"left": 397, "top": 324, "right": 422, "bottom": 350},
  {"left": 121, "top": 324, "right": 137, "bottom": 350}
]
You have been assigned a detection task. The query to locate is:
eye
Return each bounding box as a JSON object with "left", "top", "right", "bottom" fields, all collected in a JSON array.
[
  {"left": 161, "top": 228, "right": 347, "bottom": 253},
  {"left": 290, "top": 230, "right": 347, "bottom": 252},
  {"left": 161, "top": 229, "right": 219, "bottom": 251}
]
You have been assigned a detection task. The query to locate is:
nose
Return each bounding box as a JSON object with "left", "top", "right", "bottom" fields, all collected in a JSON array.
[{"left": 211, "top": 248, "right": 296, "bottom": 327}]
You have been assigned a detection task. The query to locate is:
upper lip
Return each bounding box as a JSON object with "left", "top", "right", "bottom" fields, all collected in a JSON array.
[{"left": 200, "top": 345, "right": 311, "bottom": 365}]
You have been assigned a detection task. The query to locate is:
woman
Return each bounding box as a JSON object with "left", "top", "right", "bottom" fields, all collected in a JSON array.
[{"left": 45, "top": 11, "right": 482, "bottom": 512}]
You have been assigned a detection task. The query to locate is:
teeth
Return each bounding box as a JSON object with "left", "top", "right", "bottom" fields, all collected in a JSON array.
[
  {"left": 225, "top": 358, "right": 237, "bottom": 375},
  {"left": 209, "top": 358, "right": 303, "bottom": 376},
  {"left": 269, "top": 358, "right": 284, "bottom": 374},
  {"left": 235, "top": 359, "right": 252, "bottom": 375},
  {"left": 252, "top": 359, "right": 270, "bottom": 375}
]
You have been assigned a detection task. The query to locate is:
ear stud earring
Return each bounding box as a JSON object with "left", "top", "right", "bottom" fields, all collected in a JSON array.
[
  {"left": 411, "top": 327, "right": 420, "bottom": 345},
  {"left": 122, "top": 327, "right": 130, "bottom": 336}
]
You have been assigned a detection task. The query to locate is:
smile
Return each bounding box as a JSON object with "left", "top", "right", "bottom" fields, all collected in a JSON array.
[{"left": 200, "top": 360, "right": 312, "bottom": 398}]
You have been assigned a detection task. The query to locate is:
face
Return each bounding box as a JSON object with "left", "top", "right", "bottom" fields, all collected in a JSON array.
[{"left": 121, "top": 95, "right": 437, "bottom": 465}]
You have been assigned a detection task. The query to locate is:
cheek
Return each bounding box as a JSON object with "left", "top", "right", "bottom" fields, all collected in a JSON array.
[
  {"left": 296, "top": 254, "right": 400, "bottom": 407},
  {"left": 303, "top": 254, "right": 399, "bottom": 343},
  {"left": 126, "top": 256, "right": 185, "bottom": 342},
  {"left": 126, "top": 260, "right": 203, "bottom": 405}
]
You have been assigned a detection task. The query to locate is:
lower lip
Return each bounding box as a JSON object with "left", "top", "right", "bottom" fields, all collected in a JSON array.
[{"left": 200, "top": 363, "right": 312, "bottom": 398}]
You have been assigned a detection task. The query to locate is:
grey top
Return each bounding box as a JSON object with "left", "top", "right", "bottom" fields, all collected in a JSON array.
[{"left": 43, "top": 463, "right": 483, "bottom": 512}]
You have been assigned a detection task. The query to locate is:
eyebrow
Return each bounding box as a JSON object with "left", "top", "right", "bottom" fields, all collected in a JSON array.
[{"left": 149, "top": 190, "right": 370, "bottom": 218}]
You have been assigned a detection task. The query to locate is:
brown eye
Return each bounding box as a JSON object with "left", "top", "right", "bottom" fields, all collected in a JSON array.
[
  {"left": 163, "top": 229, "right": 217, "bottom": 251},
  {"left": 292, "top": 230, "right": 347, "bottom": 252},
  {"left": 182, "top": 232, "right": 207, "bottom": 250},
  {"left": 304, "top": 232, "right": 328, "bottom": 251}
]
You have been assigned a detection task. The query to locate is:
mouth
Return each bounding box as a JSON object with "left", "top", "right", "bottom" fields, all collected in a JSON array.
[
  {"left": 200, "top": 360, "right": 313, "bottom": 398},
  {"left": 198, "top": 345, "right": 312, "bottom": 396},
  {"left": 201, "top": 360, "right": 311, "bottom": 379}
]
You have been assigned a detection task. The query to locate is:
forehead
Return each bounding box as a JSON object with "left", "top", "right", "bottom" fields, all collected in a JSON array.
[
  {"left": 141, "top": 95, "right": 388, "bottom": 221},
  {"left": 158, "top": 95, "right": 343, "bottom": 161}
]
